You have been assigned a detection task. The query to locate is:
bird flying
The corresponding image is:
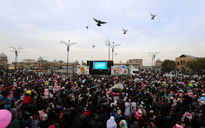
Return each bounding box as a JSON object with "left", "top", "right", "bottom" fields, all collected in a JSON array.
[
  {"left": 93, "top": 18, "right": 107, "bottom": 26},
  {"left": 122, "top": 29, "right": 128, "bottom": 34},
  {"left": 86, "top": 26, "right": 88, "bottom": 29},
  {"left": 92, "top": 44, "right": 95, "bottom": 48},
  {"left": 150, "top": 13, "right": 157, "bottom": 20}
]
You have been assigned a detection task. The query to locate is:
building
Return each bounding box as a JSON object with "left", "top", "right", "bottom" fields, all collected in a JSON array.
[
  {"left": 0, "top": 53, "right": 8, "bottom": 67},
  {"left": 13, "top": 57, "right": 79, "bottom": 73},
  {"left": 114, "top": 59, "right": 143, "bottom": 68},
  {"left": 176, "top": 54, "right": 196, "bottom": 71},
  {"left": 155, "top": 59, "right": 162, "bottom": 68},
  {"left": 126, "top": 59, "right": 143, "bottom": 67},
  {"left": 23, "top": 59, "right": 35, "bottom": 63}
]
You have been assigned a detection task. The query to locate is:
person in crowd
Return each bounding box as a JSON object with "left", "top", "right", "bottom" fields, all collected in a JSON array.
[{"left": 0, "top": 68, "right": 205, "bottom": 128}]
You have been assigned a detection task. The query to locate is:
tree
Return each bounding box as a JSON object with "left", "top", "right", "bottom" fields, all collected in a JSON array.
[
  {"left": 187, "top": 58, "right": 205, "bottom": 71},
  {"left": 161, "top": 60, "right": 176, "bottom": 72}
]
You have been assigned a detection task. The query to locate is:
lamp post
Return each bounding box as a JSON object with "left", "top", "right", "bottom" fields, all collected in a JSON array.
[
  {"left": 105, "top": 39, "right": 111, "bottom": 60},
  {"left": 9, "top": 47, "right": 23, "bottom": 70},
  {"left": 111, "top": 42, "right": 120, "bottom": 61},
  {"left": 149, "top": 52, "right": 160, "bottom": 69},
  {"left": 60, "top": 40, "right": 77, "bottom": 74}
]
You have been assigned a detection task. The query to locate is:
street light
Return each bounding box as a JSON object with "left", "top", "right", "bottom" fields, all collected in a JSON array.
[
  {"left": 105, "top": 39, "right": 111, "bottom": 60},
  {"left": 60, "top": 40, "right": 77, "bottom": 74},
  {"left": 111, "top": 42, "right": 120, "bottom": 61},
  {"left": 149, "top": 51, "right": 160, "bottom": 69},
  {"left": 9, "top": 47, "right": 23, "bottom": 70}
]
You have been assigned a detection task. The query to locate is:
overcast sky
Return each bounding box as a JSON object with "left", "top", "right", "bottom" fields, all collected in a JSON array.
[{"left": 0, "top": 0, "right": 205, "bottom": 65}]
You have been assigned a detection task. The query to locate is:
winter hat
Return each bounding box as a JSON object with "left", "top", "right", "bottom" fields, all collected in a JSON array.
[
  {"left": 119, "top": 120, "right": 128, "bottom": 128},
  {"left": 26, "top": 90, "right": 31, "bottom": 95},
  {"left": 84, "top": 110, "right": 90, "bottom": 117},
  {"left": 25, "top": 111, "right": 30, "bottom": 116},
  {"left": 134, "top": 109, "right": 143, "bottom": 119},
  {"left": 185, "top": 112, "right": 192, "bottom": 119},
  {"left": 4, "top": 97, "right": 12, "bottom": 110},
  {"left": 181, "top": 112, "right": 192, "bottom": 121},
  {"left": 5, "top": 97, "right": 12, "bottom": 103},
  {"left": 48, "top": 124, "right": 55, "bottom": 128}
]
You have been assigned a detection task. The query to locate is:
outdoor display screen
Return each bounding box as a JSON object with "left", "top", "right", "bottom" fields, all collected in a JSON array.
[{"left": 93, "top": 62, "right": 107, "bottom": 70}]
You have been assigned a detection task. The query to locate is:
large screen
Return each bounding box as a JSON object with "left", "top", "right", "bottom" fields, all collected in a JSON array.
[{"left": 93, "top": 62, "right": 107, "bottom": 70}]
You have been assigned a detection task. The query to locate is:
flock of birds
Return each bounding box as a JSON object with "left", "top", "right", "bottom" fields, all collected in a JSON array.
[{"left": 87, "top": 13, "right": 157, "bottom": 48}]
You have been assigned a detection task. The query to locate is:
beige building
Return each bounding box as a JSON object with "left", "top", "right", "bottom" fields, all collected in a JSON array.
[
  {"left": 176, "top": 54, "right": 196, "bottom": 71},
  {"left": 14, "top": 57, "right": 79, "bottom": 73},
  {"left": 155, "top": 59, "right": 162, "bottom": 68},
  {"left": 0, "top": 53, "right": 8, "bottom": 67},
  {"left": 114, "top": 59, "right": 143, "bottom": 67},
  {"left": 126, "top": 59, "right": 143, "bottom": 66}
]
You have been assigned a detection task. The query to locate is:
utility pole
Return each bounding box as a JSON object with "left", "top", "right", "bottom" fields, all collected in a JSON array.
[
  {"left": 9, "top": 47, "right": 23, "bottom": 70},
  {"left": 60, "top": 40, "right": 77, "bottom": 74}
]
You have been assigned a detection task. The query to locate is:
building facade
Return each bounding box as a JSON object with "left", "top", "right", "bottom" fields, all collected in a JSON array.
[
  {"left": 126, "top": 59, "right": 143, "bottom": 67},
  {"left": 0, "top": 53, "right": 8, "bottom": 67},
  {"left": 13, "top": 57, "right": 79, "bottom": 73},
  {"left": 155, "top": 59, "right": 162, "bottom": 68},
  {"left": 114, "top": 59, "right": 143, "bottom": 68},
  {"left": 176, "top": 54, "right": 196, "bottom": 71}
]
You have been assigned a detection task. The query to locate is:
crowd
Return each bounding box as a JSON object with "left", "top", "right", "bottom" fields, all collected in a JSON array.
[{"left": 0, "top": 68, "right": 205, "bottom": 128}]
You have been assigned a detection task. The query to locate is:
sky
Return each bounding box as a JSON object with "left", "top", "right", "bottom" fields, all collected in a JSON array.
[{"left": 0, "top": 0, "right": 205, "bottom": 66}]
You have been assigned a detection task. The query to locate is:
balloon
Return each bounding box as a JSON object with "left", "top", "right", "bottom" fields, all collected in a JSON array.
[{"left": 0, "top": 109, "right": 12, "bottom": 128}]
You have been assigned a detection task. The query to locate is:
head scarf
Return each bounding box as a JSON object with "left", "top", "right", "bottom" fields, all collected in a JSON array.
[{"left": 107, "top": 116, "right": 117, "bottom": 128}]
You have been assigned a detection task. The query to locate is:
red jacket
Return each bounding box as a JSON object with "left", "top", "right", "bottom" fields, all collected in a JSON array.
[{"left": 23, "top": 96, "right": 31, "bottom": 104}]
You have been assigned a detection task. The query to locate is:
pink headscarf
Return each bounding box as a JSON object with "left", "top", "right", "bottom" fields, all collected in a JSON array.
[
  {"left": 38, "top": 110, "right": 45, "bottom": 120},
  {"left": 44, "top": 89, "right": 49, "bottom": 99},
  {"left": 173, "top": 124, "right": 184, "bottom": 128},
  {"left": 187, "top": 90, "right": 193, "bottom": 98},
  {"left": 181, "top": 112, "right": 192, "bottom": 121}
]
